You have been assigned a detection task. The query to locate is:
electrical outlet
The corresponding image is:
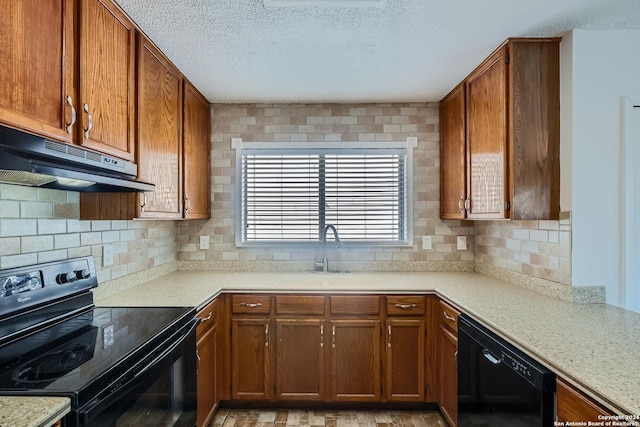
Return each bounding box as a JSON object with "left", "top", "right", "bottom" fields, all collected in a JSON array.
[
  {"left": 103, "top": 244, "right": 114, "bottom": 266},
  {"left": 457, "top": 236, "right": 467, "bottom": 251},
  {"left": 199, "top": 235, "right": 210, "bottom": 250},
  {"left": 422, "top": 236, "right": 433, "bottom": 250}
]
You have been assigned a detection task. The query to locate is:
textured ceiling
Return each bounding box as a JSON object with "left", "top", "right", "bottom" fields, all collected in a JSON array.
[{"left": 116, "top": 0, "right": 640, "bottom": 103}]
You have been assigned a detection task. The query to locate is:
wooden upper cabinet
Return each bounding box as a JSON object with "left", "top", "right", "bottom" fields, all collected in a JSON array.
[
  {"left": 466, "top": 47, "right": 509, "bottom": 219},
  {"left": 136, "top": 35, "right": 183, "bottom": 218},
  {"left": 439, "top": 38, "right": 560, "bottom": 221},
  {"left": 0, "top": 0, "right": 74, "bottom": 142},
  {"left": 439, "top": 83, "right": 467, "bottom": 220},
  {"left": 78, "top": 0, "right": 136, "bottom": 161},
  {"left": 183, "top": 81, "right": 211, "bottom": 219}
]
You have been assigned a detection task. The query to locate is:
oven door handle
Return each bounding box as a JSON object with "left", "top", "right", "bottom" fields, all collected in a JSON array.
[
  {"left": 78, "top": 318, "right": 198, "bottom": 424},
  {"left": 481, "top": 348, "right": 502, "bottom": 365}
]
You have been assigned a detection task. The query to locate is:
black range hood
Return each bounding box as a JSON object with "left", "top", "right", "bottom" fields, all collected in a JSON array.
[{"left": 0, "top": 125, "right": 154, "bottom": 192}]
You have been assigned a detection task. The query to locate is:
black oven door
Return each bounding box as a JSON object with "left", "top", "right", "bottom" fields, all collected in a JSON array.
[{"left": 75, "top": 318, "right": 198, "bottom": 427}]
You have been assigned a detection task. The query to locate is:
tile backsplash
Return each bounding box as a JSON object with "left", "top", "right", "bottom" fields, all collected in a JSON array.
[
  {"left": 0, "top": 184, "right": 177, "bottom": 283},
  {"left": 0, "top": 102, "right": 584, "bottom": 301},
  {"left": 176, "top": 103, "right": 475, "bottom": 272}
]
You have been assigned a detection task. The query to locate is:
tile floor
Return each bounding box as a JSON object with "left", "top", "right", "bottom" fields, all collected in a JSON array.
[{"left": 210, "top": 408, "right": 448, "bottom": 427}]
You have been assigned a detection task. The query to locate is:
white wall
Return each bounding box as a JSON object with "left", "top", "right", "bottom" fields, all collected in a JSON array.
[{"left": 563, "top": 29, "right": 640, "bottom": 308}]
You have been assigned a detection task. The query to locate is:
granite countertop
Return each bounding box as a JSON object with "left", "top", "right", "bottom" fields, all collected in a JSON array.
[
  {"left": 0, "top": 396, "right": 70, "bottom": 427},
  {"left": 95, "top": 271, "right": 640, "bottom": 417}
]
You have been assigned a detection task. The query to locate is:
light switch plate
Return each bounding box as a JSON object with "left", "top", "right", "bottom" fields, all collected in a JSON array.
[
  {"left": 422, "top": 236, "right": 432, "bottom": 250},
  {"left": 199, "top": 235, "right": 210, "bottom": 250},
  {"left": 457, "top": 236, "right": 467, "bottom": 251},
  {"left": 103, "top": 244, "right": 114, "bottom": 266}
]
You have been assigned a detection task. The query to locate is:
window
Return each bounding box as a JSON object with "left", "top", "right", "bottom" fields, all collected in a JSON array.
[{"left": 233, "top": 139, "right": 415, "bottom": 246}]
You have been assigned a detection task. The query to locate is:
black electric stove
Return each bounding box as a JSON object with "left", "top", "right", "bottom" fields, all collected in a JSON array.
[{"left": 0, "top": 257, "right": 198, "bottom": 427}]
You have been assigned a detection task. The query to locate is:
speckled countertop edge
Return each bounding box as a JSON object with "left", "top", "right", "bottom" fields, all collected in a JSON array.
[
  {"left": 94, "top": 271, "right": 640, "bottom": 417},
  {"left": 0, "top": 396, "right": 70, "bottom": 427}
]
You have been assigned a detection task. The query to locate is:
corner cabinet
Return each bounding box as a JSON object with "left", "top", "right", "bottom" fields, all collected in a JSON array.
[
  {"left": 440, "top": 38, "right": 561, "bottom": 220},
  {"left": 556, "top": 378, "right": 614, "bottom": 424},
  {"left": 136, "top": 34, "right": 183, "bottom": 219},
  {"left": 79, "top": 41, "right": 211, "bottom": 220}
]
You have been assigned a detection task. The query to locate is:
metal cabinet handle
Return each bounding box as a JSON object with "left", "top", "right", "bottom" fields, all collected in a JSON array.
[
  {"left": 464, "top": 196, "right": 471, "bottom": 212},
  {"left": 458, "top": 195, "right": 464, "bottom": 212},
  {"left": 387, "top": 325, "right": 392, "bottom": 347},
  {"left": 454, "top": 350, "right": 458, "bottom": 368},
  {"left": 332, "top": 326, "right": 336, "bottom": 348},
  {"left": 140, "top": 193, "right": 147, "bottom": 212},
  {"left": 394, "top": 303, "right": 417, "bottom": 309},
  {"left": 83, "top": 103, "right": 93, "bottom": 139},
  {"left": 442, "top": 311, "right": 456, "bottom": 322},
  {"left": 66, "top": 96, "right": 76, "bottom": 134},
  {"left": 196, "top": 350, "right": 201, "bottom": 375},
  {"left": 320, "top": 324, "right": 324, "bottom": 348},
  {"left": 240, "top": 302, "right": 262, "bottom": 308},
  {"left": 184, "top": 195, "right": 190, "bottom": 212},
  {"left": 265, "top": 324, "right": 269, "bottom": 347},
  {"left": 199, "top": 311, "right": 212, "bottom": 324}
]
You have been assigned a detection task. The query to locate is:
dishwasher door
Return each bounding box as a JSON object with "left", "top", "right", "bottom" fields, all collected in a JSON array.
[{"left": 457, "top": 314, "right": 555, "bottom": 427}]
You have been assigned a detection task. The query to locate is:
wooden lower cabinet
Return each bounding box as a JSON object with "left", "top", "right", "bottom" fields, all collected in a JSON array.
[
  {"left": 557, "top": 378, "right": 614, "bottom": 423},
  {"left": 226, "top": 294, "right": 435, "bottom": 407},
  {"left": 330, "top": 320, "right": 381, "bottom": 402},
  {"left": 439, "top": 325, "right": 458, "bottom": 426},
  {"left": 275, "top": 319, "right": 325, "bottom": 401},
  {"left": 196, "top": 299, "right": 219, "bottom": 427},
  {"left": 231, "top": 318, "right": 271, "bottom": 400},
  {"left": 437, "top": 299, "right": 461, "bottom": 427}
]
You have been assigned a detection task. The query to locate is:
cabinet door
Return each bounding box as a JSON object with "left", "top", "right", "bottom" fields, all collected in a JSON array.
[
  {"left": 137, "top": 36, "right": 183, "bottom": 218},
  {"left": 439, "top": 325, "right": 458, "bottom": 427},
  {"left": 385, "top": 319, "right": 425, "bottom": 401},
  {"left": 465, "top": 47, "right": 509, "bottom": 219},
  {"left": 196, "top": 321, "right": 217, "bottom": 427},
  {"left": 439, "top": 83, "right": 467, "bottom": 219},
  {"left": 78, "top": 0, "right": 135, "bottom": 160},
  {"left": 330, "top": 320, "right": 381, "bottom": 402},
  {"left": 231, "top": 318, "right": 271, "bottom": 400},
  {"left": 556, "top": 378, "right": 614, "bottom": 423},
  {"left": 0, "top": 0, "right": 74, "bottom": 142},
  {"left": 275, "top": 319, "right": 324, "bottom": 401},
  {"left": 183, "top": 82, "right": 210, "bottom": 219}
]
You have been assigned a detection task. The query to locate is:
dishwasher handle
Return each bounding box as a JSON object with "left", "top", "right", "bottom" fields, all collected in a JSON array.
[{"left": 481, "top": 348, "right": 502, "bottom": 365}]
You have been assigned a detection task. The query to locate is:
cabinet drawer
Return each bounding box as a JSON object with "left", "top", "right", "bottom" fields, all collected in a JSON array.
[
  {"left": 386, "top": 296, "right": 426, "bottom": 316},
  {"left": 439, "top": 299, "right": 460, "bottom": 334},
  {"left": 275, "top": 295, "right": 325, "bottom": 315},
  {"left": 557, "top": 378, "right": 614, "bottom": 422},
  {"left": 330, "top": 295, "right": 380, "bottom": 315},
  {"left": 232, "top": 294, "right": 271, "bottom": 314},
  {"left": 196, "top": 298, "right": 218, "bottom": 337}
]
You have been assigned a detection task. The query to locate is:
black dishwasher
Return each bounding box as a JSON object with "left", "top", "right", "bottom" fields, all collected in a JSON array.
[{"left": 457, "top": 314, "right": 556, "bottom": 427}]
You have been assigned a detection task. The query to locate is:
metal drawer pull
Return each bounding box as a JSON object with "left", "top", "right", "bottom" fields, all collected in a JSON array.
[
  {"left": 394, "top": 303, "right": 417, "bottom": 309},
  {"left": 320, "top": 324, "right": 324, "bottom": 348},
  {"left": 442, "top": 311, "right": 456, "bottom": 322},
  {"left": 387, "top": 325, "right": 392, "bottom": 347},
  {"left": 66, "top": 96, "right": 76, "bottom": 134},
  {"left": 199, "top": 311, "right": 212, "bottom": 324},
  {"left": 240, "top": 302, "right": 262, "bottom": 308}
]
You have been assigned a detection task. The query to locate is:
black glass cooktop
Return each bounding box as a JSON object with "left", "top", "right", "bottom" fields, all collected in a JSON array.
[{"left": 0, "top": 305, "right": 194, "bottom": 405}]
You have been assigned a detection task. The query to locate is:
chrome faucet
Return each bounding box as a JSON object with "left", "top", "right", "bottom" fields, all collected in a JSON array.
[{"left": 315, "top": 224, "right": 343, "bottom": 272}]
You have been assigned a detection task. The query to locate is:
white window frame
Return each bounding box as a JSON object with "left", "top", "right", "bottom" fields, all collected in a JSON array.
[{"left": 233, "top": 138, "right": 416, "bottom": 247}]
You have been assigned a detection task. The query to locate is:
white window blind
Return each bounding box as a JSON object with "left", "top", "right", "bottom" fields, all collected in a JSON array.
[{"left": 234, "top": 140, "right": 415, "bottom": 246}]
